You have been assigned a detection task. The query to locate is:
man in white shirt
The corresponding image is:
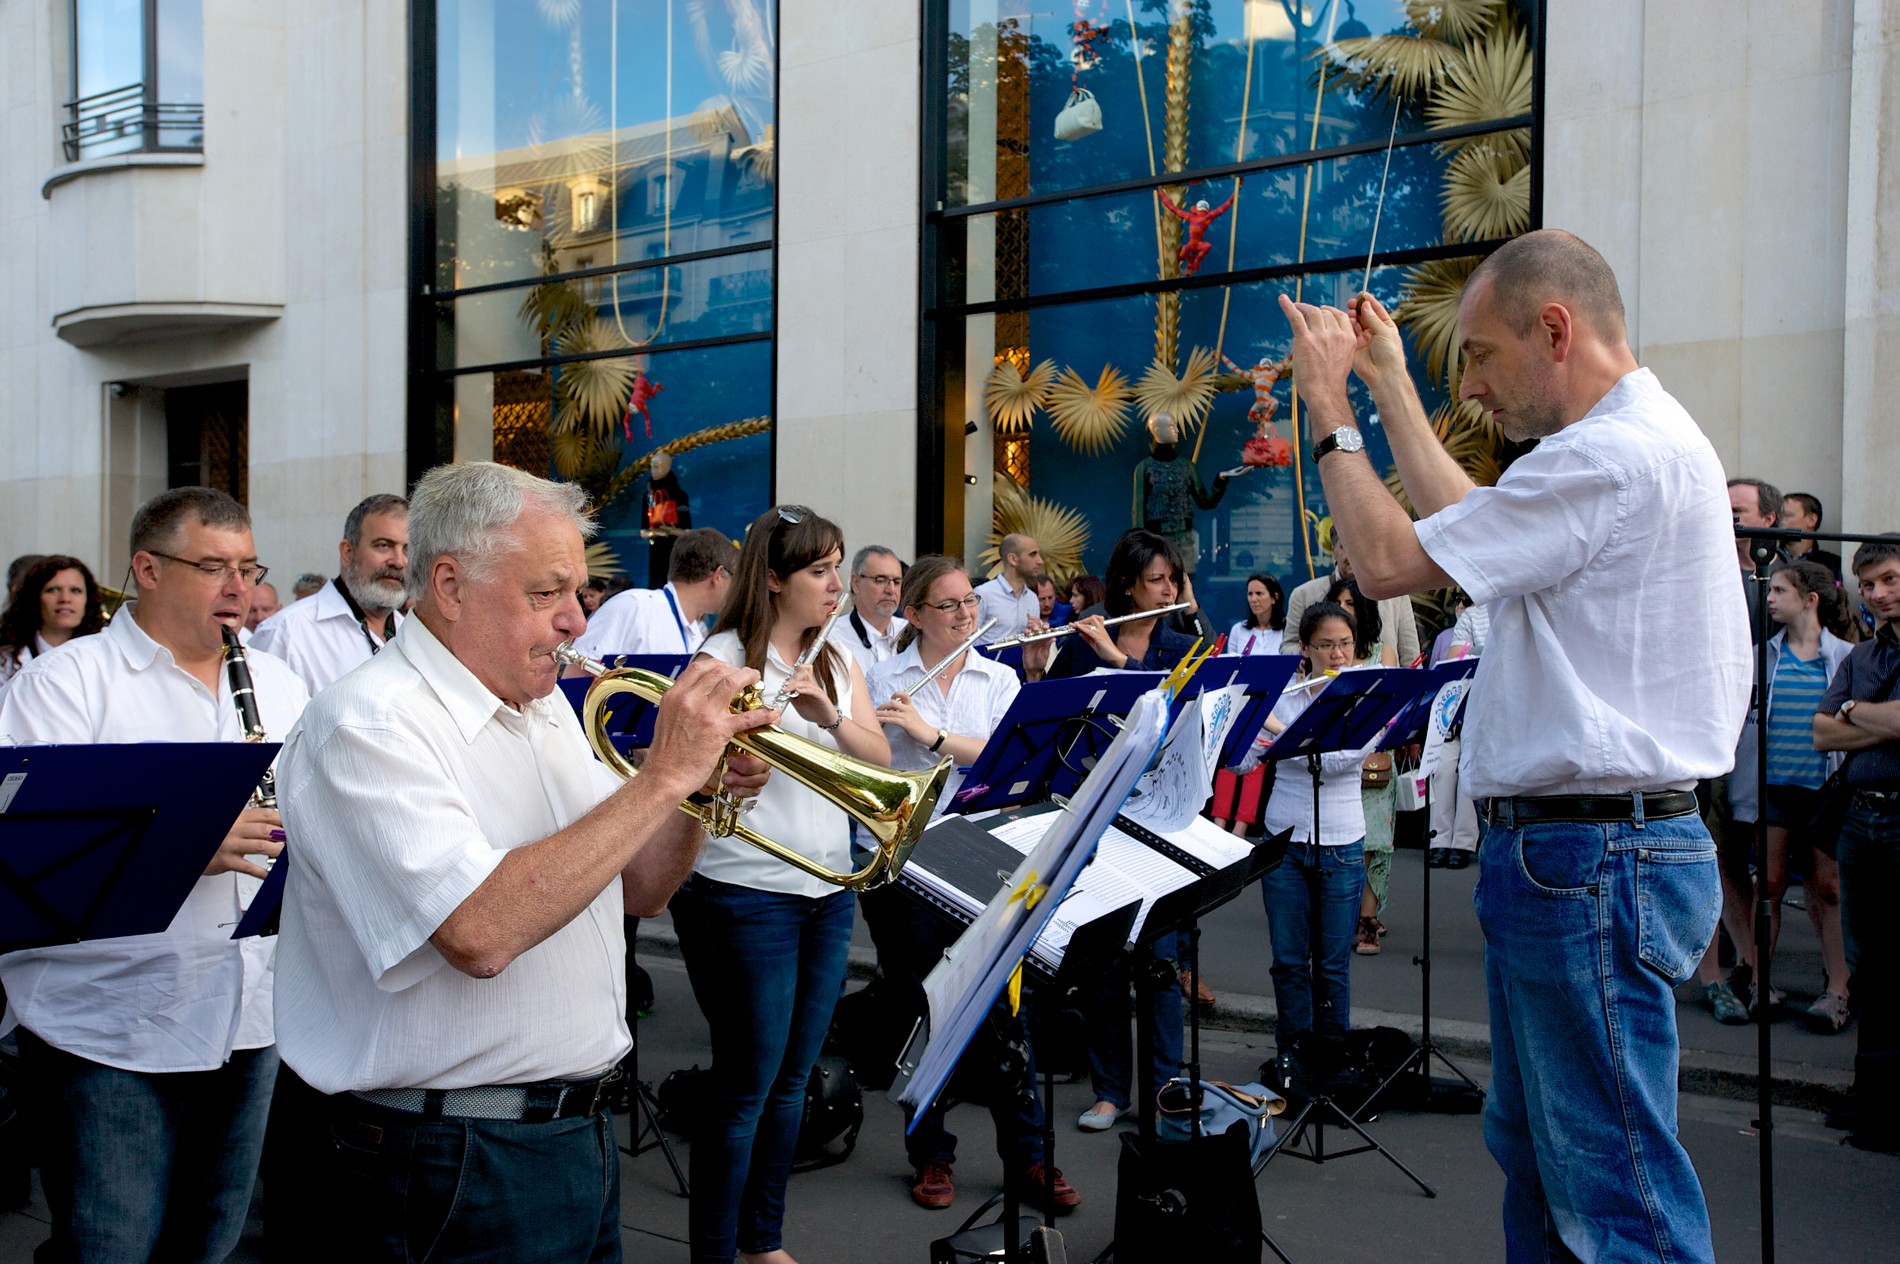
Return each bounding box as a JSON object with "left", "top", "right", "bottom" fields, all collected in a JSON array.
[
  {"left": 0, "top": 486, "right": 308, "bottom": 1264},
  {"left": 838, "top": 544, "right": 908, "bottom": 675},
  {"left": 1279, "top": 230, "right": 1748, "bottom": 1264},
  {"left": 272, "top": 462, "right": 770, "bottom": 1262},
  {"left": 973, "top": 533, "right": 1047, "bottom": 646},
  {"left": 569, "top": 525, "right": 734, "bottom": 664},
  {"left": 251, "top": 494, "right": 409, "bottom": 694},
  {"left": 1279, "top": 529, "right": 1421, "bottom": 663},
  {"left": 247, "top": 580, "right": 282, "bottom": 631}
]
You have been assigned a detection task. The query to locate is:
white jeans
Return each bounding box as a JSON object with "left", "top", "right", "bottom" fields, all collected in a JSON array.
[{"left": 1428, "top": 736, "right": 1479, "bottom": 853}]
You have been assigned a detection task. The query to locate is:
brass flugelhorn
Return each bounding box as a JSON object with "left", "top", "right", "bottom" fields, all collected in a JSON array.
[{"left": 553, "top": 642, "right": 950, "bottom": 891}]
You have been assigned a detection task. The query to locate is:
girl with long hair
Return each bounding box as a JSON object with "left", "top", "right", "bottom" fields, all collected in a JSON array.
[
  {"left": 672, "top": 505, "right": 889, "bottom": 1264},
  {"left": 1327, "top": 576, "right": 1399, "bottom": 954},
  {"left": 0, "top": 555, "right": 106, "bottom": 695}
]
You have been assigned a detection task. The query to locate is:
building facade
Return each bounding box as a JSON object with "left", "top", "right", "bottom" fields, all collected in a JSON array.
[{"left": 3, "top": 1, "right": 1894, "bottom": 617}]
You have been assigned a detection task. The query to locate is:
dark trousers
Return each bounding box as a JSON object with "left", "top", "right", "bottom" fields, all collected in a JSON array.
[
  {"left": 1839, "top": 794, "right": 1900, "bottom": 1136},
  {"left": 20, "top": 1030, "right": 276, "bottom": 1264}
]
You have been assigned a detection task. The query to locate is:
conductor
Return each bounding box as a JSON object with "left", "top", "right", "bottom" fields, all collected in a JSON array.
[{"left": 1277, "top": 231, "right": 1749, "bottom": 1264}]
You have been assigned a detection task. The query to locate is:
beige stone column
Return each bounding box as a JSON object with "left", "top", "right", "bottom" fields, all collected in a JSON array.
[{"left": 1842, "top": 0, "right": 1900, "bottom": 535}]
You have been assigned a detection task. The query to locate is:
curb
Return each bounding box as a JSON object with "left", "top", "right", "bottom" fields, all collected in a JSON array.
[{"left": 636, "top": 926, "right": 1851, "bottom": 1111}]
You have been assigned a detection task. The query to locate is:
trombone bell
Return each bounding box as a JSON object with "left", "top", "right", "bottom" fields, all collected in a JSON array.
[{"left": 560, "top": 652, "right": 950, "bottom": 892}]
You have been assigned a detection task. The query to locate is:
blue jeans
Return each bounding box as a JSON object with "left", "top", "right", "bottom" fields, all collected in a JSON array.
[
  {"left": 1475, "top": 814, "right": 1719, "bottom": 1264},
  {"left": 19, "top": 1030, "right": 277, "bottom": 1264},
  {"left": 326, "top": 1094, "right": 621, "bottom": 1263},
  {"left": 1081, "top": 934, "right": 1185, "bottom": 1112},
  {"left": 671, "top": 875, "right": 854, "bottom": 1264},
  {"left": 1837, "top": 794, "right": 1900, "bottom": 1135},
  {"left": 1260, "top": 839, "right": 1366, "bottom": 1044}
]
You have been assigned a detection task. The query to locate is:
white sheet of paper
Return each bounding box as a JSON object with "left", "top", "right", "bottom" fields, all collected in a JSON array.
[{"left": 1119, "top": 696, "right": 1208, "bottom": 833}]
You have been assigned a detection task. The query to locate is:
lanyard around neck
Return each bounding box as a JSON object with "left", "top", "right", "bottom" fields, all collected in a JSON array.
[
  {"left": 332, "top": 577, "right": 387, "bottom": 655},
  {"left": 661, "top": 585, "right": 693, "bottom": 652}
]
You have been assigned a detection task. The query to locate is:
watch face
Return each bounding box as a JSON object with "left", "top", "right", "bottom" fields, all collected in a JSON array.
[{"left": 1337, "top": 427, "right": 1365, "bottom": 453}]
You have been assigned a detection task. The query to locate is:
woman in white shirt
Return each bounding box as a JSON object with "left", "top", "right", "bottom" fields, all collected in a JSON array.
[
  {"left": 1247, "top": 601, "right": 1372, "bottom": 1053},
  {"left": 866, "top": 557, "right": 1076, "bottom": 1210},
  {"left": 1211, "top": 572, "right": 1286, "bottom": 833},
  {"left": 0, "top": 555, "right": 105, "bottom": 696},
  {"left": 673, "top": 504, "right": 889, "bottom": 1264}
]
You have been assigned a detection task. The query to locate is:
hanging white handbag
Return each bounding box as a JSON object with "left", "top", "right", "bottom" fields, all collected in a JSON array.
[{"left": 1053, "top": 87, "right": 1102, "bottom": 142}]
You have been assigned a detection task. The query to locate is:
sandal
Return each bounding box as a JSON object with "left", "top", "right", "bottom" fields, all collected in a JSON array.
[{"left": 1353, "top": 916, "right": 1381, "bottom": 956}]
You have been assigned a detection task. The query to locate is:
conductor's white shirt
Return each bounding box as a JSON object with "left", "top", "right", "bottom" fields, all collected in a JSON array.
[
  {"left": 973, "top": 574, "right": 1039, "bottom": 646},
  {"left": 868, "top": 641, "right": 1019, "bottom": 807},
  {"left": 0, "top": 612, "right": 307, "bottom": 1071},
  {"left": 272, "top": 616, "right": 629, "bottom": 1094},
  {"left": 573, "top": 582, "right": 705, "bottom": 660},
  {"left": 249, "top": 580, "right": 400, "bottom": 696},
  {"left": 1414, "top": 367, "right": 1750, "bottom": 799},
  {"left": 696, "top": 630, "right": 856, "bottom": 898}
]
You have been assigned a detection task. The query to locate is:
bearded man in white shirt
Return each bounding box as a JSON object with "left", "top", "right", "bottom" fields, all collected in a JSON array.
[
  {"left": 250, "top": 493, "right": 408, "bottom": 694},
  {"left": 272, "top": 462, "right": 772, "bottom": 1263},
  {"left": 569, "top": 525, "right": 734, "bottom": 664},
  {"left": 0, "top": 486, "right": 308, "bottom": 1264},
  {"left": 1278, "top": 231, "right": 1748, "bottom": 1264}
]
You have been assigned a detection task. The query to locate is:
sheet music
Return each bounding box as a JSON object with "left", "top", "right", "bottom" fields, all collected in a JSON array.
[{"left": 1120, "top": 695, "right": 1210, "bottom": 833}]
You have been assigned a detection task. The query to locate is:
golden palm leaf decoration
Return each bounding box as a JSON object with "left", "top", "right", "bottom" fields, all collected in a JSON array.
[
  {"left": 552, "top": 427, "right": 623, "bottom": 485},
  {"left": 984, "top": 358, "right": 1057, "bottom": 433},
  {"left": 1427, "top": 25, "right": 1533, "bottom": 155},
  {"left": 1395, "top": 256, "right": 1482, "bottom": 390},
  {"left": 1046, "top": 365, "right": 1134, "bottom": 455},
  {"left": 1320, "top": 34, "right": 1462, "bottom": 102},
  {"left": 553, "top": 320, "right": 636, "bottom": 436},
  {"left": 1441, "top": 143, "right": 1531, "bottom": 242},
  {"left": 982, "top": 473, "right": 1089, "bottom": 584},
  {"left": 1433, "top": 399, "right": 1505, "bottom": 487},
  {"left": 1133, "top": 346, "right": 1220, "bottom": 432},
  {"left": 1405, "top": 0, "right": 1503, "bottom": 44},
  {"left": 583, "top": 539, "right": 624, "bottom": 579}
]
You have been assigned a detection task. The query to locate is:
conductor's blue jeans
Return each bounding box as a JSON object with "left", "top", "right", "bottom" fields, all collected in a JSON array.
[
  {"left": 1475, "top": 814, "right": 1719, "bottom": 1264},
  {"left": 1261, "top": 839, "right": 1366, "bottom": 1044},
  {"left": 19, "top": 1030, "right": 276, "bottom": 1264},
  {"left": 671, "top": 875, "right": 853, "bottom": 1264}
]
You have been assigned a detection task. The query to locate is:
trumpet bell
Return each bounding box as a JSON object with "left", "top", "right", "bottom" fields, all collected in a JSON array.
[{"left": 576, "top": 663, "right": 951, "bottom": 892}]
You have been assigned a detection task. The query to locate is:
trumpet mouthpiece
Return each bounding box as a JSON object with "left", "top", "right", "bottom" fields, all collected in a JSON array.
[{"left": 553, "top": 641, "right": 606, "bottom": 676}]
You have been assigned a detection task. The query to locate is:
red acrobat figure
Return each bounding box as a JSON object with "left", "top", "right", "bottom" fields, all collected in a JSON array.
[
  {"left": 622, "top": 370, "right": 664, "bottom": 441},
  {"left": 1157, "top": 179, "right": 1240, "bottom": 277},
  {"left": 1221, "top": 351, "right": 1294, "bottom": 468}
]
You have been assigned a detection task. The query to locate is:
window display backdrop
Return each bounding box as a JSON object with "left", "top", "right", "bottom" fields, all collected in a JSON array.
[
  {"left": 418, "top": 0, "right": 778, "bottom": 587},
  {"left": 927, "top": 0, "right": 1541, "bottom": 634}
]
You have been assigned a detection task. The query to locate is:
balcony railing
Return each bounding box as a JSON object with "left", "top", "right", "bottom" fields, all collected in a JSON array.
[{"left": 62, "top": 82, "right": 203, "bottom": 162}]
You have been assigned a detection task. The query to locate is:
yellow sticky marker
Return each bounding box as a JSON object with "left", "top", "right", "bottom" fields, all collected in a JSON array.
[
  {"left": 1008, "top": 963, "right": 1024, "bottom": 1015},
  {"left": 1007, "top": 871, "right": 1046, "bottom": 910}
]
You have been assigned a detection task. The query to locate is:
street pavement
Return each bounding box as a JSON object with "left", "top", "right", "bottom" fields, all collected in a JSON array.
[{"left": 5, "top": 848, "right": 1895, "bottom": 1261}]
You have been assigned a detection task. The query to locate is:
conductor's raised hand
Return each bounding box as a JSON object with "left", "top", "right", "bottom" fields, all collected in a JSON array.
[
  {"left": 208, "top": 806, "right": 285, "bottom": 880},
  {"left": 1349, "top": 291, "right": 1407, "bottom": 390},
  {"left": 645, "top": 658, "right": 776, "bottom": 798},
  {"left": 1277, "top": 294, "right": 1356, "bottom": 403}
]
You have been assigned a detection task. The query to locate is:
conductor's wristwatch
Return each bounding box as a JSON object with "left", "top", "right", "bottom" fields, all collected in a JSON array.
[
  {"left": 1311, "top": 425, "right": 1365, "bottom": 464},
  {"left": 1840, "top": 699, "right": 1859, "bottom": 725}
]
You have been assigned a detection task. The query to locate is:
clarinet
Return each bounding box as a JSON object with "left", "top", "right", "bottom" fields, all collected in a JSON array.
[{"left": 221, "top": 626, "right": 278, "bottom": 809}]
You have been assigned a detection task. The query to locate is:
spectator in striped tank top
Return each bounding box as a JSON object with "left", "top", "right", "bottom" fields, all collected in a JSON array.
[{"left": 1724, "top": 559, "right": 1857, "bottom": 1030}]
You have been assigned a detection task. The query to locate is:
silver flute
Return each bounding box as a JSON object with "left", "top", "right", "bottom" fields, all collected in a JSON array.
[
  {"left": 985, "top": 601, "right": 1194, "bottom": 650},
  {"left": 900, "top": 618, "right": 997, "bottom": 698},
  {"left": 768, "top": 594, "right": 853, "bottom": 711}
]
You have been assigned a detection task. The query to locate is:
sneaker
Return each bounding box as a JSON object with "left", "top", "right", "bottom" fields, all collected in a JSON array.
[
  {"left": 910, "top": 1161, "right": 955, "bottom": 1210},
  {"left": 1354, "top": 916, "right": 1381, "bottom": 955},
  {"left": 1747, "top": 980, "right": 1786, "bottom": 1016},
  {"left": 1806, "top": 991, "right": 1851, "bottom": 1034},
  {"left": 1012, "top": 1162, "right": 1081, "bottom": 1213},
  {"left": 1446, "top": 850, "right": 1472, "bottom": 870},
  {"left": 1076, "top": 1101, "right": 1127, "bottom": 1132},
  {"left": 1427, "top": 847, "right": 1450, "bottom": 868},
  {"left": 1705, "top": 980, "right": 1750, "bottom": 1025}
]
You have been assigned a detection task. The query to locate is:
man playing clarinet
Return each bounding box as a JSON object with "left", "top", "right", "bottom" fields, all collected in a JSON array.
[
  {"left": 0, "top": 487, "right": 308, "bottom": 1264},
  {"left": 1278, "top": 231, "right": 1749, "bottom": 1264}
]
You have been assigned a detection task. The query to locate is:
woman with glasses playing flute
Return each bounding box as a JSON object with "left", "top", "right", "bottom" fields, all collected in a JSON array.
[
  {"left": 673, "top": 505, "right": 889, "bottom": 1264},
  {"left": 864, "top": 557, "right": 1076, "bottom": 1213}
]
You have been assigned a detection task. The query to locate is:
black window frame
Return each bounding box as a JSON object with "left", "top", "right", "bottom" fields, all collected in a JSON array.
[{"left": 63, "top": 0, "right": 204, "bottom": 162}]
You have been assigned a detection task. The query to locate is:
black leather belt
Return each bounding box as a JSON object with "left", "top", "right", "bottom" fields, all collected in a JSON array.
[
  {"left": 352, "top": 1069, "right": 620, "bottom": 1122},
  {"left": 1481, "top": 791, "right": 1698, "bottom": 827}
]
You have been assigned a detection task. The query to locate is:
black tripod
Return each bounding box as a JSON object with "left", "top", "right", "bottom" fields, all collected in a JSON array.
[{"left": 619, "top": 922, "right": 688, "bottom": 1196}]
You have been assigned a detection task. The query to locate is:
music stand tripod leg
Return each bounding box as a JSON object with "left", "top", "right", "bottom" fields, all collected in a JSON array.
[{"left": 618, "top": 924, "right": 689, "bottom": 1197}]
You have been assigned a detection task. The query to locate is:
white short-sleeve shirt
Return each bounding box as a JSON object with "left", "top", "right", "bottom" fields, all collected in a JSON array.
[
  {"left": 249, "top": 581, "right": 400, "bottom": 696},
  {"left": 0, "top": 612, "right": 308, "bottom": 1071},
  {"left": 836, "top": 612, "right": 908, "bottom": 678},
  {"left": 1258, "top": 675, "right": 1375, "bottom": 846},
  {"left": 1413, "top": 367, "right": 1750, "bottom": 799},
  {"left": 573, "top": 583, "right": 705, "bottom": 660},
  {"left": 1225, "top": 622, "right": 1278, "bottom": 656},
  {"left": 973, "top": 575, "right": 1039, "bottom": 646},
  {"left": 868, "top": 640, "right": 1019, "bottom": 805},
  {"left": 271, "top": 617, "right": 630, "bottom": 1094},
  {"left": 695, "top": 629, "right": 855, "bottom": 898}
]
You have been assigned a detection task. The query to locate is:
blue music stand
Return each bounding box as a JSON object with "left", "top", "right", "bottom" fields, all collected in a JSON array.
[
  {"left": 1377, "top": 659, "right": 1479, "bottom": 754},
  {"left": 557, "top": 653, "right": 692, "bottom": 752},
  {"left": 1171, "top": 653, "right": 1304, "bottom": 768},
  {"left": 0, "top": 742, "right": 280, "bottom": 953},
  {"left": 948, "top": 672, "right": 1161, "bottom": 814}
]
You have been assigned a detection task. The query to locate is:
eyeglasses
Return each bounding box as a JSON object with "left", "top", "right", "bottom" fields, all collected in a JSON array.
[
  {"left": 146, "top": 551, "right": 269, "bottom": 586},
  {"left": 924, "top": 594, "right": 983, "bottom": 613},
  {"left": 775, "top": 505, "right": 811, "bottom": 525},
  {"left": 1308, "top": 638, "right": 1356, "bottom": 653},
  {"left": 857, "top": 574, "right": 903, "bottom": 587}
]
